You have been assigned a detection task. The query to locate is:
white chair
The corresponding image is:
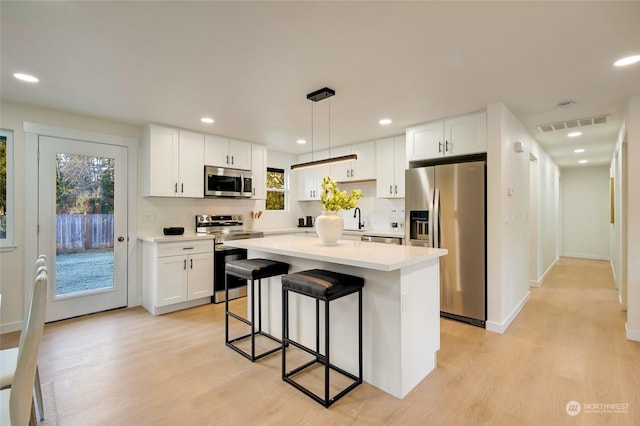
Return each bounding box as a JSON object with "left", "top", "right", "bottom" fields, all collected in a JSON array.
[
  {"left": 0, "top": 256, "right": 47, "bottom": 422},
  {"left": 0, "top": 269, "right": 48, "bottom": 425}
]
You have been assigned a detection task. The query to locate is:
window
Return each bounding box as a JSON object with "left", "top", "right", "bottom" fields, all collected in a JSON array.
[
  {"left": 266, "top": 167, "right": 286, "bottom": 210},
  {"left": 0, "top": 129, "right": 14, "bottom": 248}
]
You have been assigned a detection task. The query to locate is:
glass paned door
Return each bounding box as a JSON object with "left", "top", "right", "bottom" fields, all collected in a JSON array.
[{"left": 39, "top": 136, "right": 127, "bottom": 322}]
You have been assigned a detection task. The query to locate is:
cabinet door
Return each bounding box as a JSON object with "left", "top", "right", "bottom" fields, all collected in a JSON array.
[
  {"left": 157, "top": 256, "right": 188, "bottom": 306},
  {"left": 312, "top": 150, "right": 331, "bottom": 200},
  {"left": 406, "top": 121, "right": 444, "bottom": 161},
  {"left": 294, "top": 153, "right": 313, "bottom": 201},
  {"left": 445, "top": 112, "right": 487, "bottom": 156},
  {"left": 393, "top": 135, "right": 406, "bottom": 197},
  {"left": 187, "top": 252, "right": 213, "bottom": 300},
  {"left": 228, "top": 139, "right": 252, "bottom": 170},
  {"left": 352, "top": 141, "right": 375, "bottom": 180},
  {"left": 178, "top": 130, "right": 204, "bottom": 198},
  {"left": 376, "top": 137, "right": 396, "bottom": 198},
  {"left": 251, "top": 144, "right": 267, "bottom": 199},
  {"left": 329, "top": 146, "right": 352, "bottom": 181},
  {"left": 204, "top": 134, "right": 230, "bottom": 167},
  {"left": 146, "top": 125, "right": 179, "bottom": 197}
]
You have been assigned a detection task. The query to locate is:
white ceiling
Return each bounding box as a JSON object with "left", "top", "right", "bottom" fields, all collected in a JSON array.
[{"left": 1, "top": 1, "right": 639, "bottom": 168}]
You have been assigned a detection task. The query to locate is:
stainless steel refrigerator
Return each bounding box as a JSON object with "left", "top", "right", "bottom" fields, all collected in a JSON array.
[{"left": 405, "top": 158, "right": 486, "bottom": 327}]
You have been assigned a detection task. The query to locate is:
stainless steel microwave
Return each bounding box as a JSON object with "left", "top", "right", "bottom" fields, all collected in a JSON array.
[{"left": 204, "top": 166, "right": 253, "bottom": 198}]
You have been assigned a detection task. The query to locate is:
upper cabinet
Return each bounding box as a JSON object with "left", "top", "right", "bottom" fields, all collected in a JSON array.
[
  {"left": 376, "top": 135, "right": 406, "bottom": 198},
  {"left": 251, "top": 144, "right": 267, "bottom": 199},
  {"left": 143, "top": 125, "right": 204, "bottom": 198},
  {"left": 329, "top": 141, "right": 376, "bottom": 182},
  {"left": 406, "top": 111, "right": 487, "bottom": 162},
  {"left": 294, "top": 150, "right": 330, "bottom": 201},
  {"left": 204, "top": 135, "right": 252, "bottom": 170}
]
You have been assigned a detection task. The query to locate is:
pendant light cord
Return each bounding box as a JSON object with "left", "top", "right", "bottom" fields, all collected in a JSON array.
[{"left": 328, "top": 97, "right": 331, "bottom": 157}]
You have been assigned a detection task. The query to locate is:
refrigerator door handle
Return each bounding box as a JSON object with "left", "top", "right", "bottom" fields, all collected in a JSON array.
[{"left": 432, "top": 188, "right": 440, "bottom": 248}]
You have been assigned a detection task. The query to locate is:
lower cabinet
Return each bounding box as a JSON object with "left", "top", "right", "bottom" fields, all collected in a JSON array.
[{"left": 142, "top": 239, "right": 213, "bottom": 315}]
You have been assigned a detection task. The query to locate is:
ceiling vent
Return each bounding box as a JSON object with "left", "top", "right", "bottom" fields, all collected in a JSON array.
[{"left": 536, "top": 114, "right": 609, "bottom": 133}]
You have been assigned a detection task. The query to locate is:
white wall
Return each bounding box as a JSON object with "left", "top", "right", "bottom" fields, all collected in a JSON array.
[
  {"left": 486, "top": 103, "right": 560, "bottom": 333},
  {"left": 625, "top": 94, "right": 640, "bottom": 342},
  {"left": 297, "top": 181, "right": 405, "bottom": 233},
  {"left": 535, "top": 149, "right": 561, "bottom": 280},
  {"left": 560, "top": 166, "right": 611, "bottom": 260},
  {"left": 610, "top": 123, "right": 627, "bottom": 308},
  {"left": 0, "top": 100, "right": 142, "bottom": 332}
]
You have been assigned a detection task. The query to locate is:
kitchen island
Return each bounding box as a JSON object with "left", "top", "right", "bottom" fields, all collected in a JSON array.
[{"left": 224, "top": 235, "right": 447, "bottom": 399}]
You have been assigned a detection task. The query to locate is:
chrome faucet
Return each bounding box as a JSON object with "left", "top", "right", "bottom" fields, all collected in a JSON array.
[{"left": 353, "top": 207, "right": 365, "bottom": 230}]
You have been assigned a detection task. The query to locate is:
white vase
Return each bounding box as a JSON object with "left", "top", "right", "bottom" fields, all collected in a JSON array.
[{"left": 315, "top": 211, "right": 344, "bottom": 245}]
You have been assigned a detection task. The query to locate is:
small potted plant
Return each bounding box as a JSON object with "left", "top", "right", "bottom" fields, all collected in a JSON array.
[{"left": 316, "top": 176, "right": 363, "bottom": 245}]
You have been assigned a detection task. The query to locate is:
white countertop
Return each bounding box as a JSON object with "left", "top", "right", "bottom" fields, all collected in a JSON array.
[
  {"left": 224, "top": 235, "right": 446, "bottom": 272},
  {"left": 138, "top": 233, "right": 216, "bottom": 243},
  {"left": 264, "top": 228, "right": 406, "bottom": 238},
  {"left": 139, "top": 228, "right": 404, "bottom": 243}
]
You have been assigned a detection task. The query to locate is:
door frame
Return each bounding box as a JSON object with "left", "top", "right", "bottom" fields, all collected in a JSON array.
[{"left": 24, "top": 122, "right": 139, "bottom": 318}]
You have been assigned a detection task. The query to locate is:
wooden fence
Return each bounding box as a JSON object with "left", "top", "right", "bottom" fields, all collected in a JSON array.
[{"left": 57, "top": 214, "right": 113, "bottom": 251}]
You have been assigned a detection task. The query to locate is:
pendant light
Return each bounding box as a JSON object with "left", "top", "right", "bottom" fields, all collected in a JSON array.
[{"left": 291, "top": 87, "right": 357, "bottom": 170}]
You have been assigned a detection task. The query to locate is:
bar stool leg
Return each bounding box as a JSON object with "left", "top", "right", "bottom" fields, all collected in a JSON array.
[
  {"left": 359, "top": 289, "right": 363, "bottom": 382},
  {"left": 250, "top": 278, "right": 256, "bottom": 360},
  {"left": 225, "top": 273, "right": 230, "bottom": 345},
  {"left": 282, "top": 287, "right": 288, "bottom": 379},
  {"left": 315, "top": 299, "right": 320, "bottom": 358},
  {"left": 324, "top": 299, "right": 330, "bottom": 406}
]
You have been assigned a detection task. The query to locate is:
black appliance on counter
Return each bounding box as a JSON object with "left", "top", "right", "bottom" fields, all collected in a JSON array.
[{"left": 195, "top": 214, "right": 264, "bottom": 303}]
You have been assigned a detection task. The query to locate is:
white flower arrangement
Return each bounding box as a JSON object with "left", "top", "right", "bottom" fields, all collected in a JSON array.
[{"left": 319, "top": 176, "right": 363, "bottom": 212}]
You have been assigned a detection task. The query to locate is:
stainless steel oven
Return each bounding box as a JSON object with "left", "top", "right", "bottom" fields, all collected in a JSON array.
[{"left": 195, "top": 214, "right": 264, "bottom": 303}]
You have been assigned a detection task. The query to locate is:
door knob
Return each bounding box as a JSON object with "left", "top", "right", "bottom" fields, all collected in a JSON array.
[{"left": 118, "top": 236, "right": 125, "bottom": 242}]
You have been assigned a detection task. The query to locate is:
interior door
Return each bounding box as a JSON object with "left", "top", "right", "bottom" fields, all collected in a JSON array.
[{"left": 38, "top": 136, "right": 128, "bottom": 322}]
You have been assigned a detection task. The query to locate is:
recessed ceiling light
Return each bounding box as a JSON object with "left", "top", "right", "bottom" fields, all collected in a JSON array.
[
  {"left": 614, "top": 55, "right": 640, "bottom": 67},
  {"left": 296, "top": 139, "right": 307, "bottom": 145},
  {"left": 568, "top": 131, "right": 582, "bottom": 138},
  {"left": 200, "top": 117, "right": 214, "bottom": 124},
  {"left": 13, "top": 73, "right": 39, "bottom": 83},
  {"left": 379, "top": 118, "right": 392, "bottom": 125},
  {"left": 579, "top": 160, "right": 588, "bottom": 164},
  {"left": 574, "top": 149, "right": 585, "bottom": 153}
]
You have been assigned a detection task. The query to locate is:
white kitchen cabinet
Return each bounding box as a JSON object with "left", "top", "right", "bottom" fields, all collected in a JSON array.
[
  {"left": 178, "top": 130, "right": 206, "bottom": 197},
  {"left": 204, "top": 134, "right": 251, "bottom": 170},
  {"left": 406, "top": 111, "right": 486, "bottom": 162},
  {"left": 251, "top": 144, "right": 267, "bottom": 199},
  {"left": 143, "top": 125, "right": 204, "bottom": 198},
  {"left": 329, "top": 141, "right": 375, "bottom": 182},
  {"left": 376, "top": 135, "right": 406, "bottom": 198},
  {"left": 142, "top": 239, "right": 213, "bottom": 315},
  {"left": 294, "top": 150, "right": 330, "bottom": 201}
]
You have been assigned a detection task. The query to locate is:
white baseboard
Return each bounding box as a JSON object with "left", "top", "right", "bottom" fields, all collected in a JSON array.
[
  {"left": 619, "top": 294, "right": 627, "bottom": 312},
  {"left": 486, "top": 291, "right": 530, "bottom": 334},
  {"left": 536, "top": 257, "right": 559, "bottom": 287},
  {"left": 625, "top": 323, "right": 640, "bottom": 342},
  {"left": 1, "top": 320, "right": 23, "bottom": 335},
  {"left": 561, "top": 253, "right": 610, "bottom": 261},
  {"left": 610, "top": 261, "right": 617, "bottom": 287}
]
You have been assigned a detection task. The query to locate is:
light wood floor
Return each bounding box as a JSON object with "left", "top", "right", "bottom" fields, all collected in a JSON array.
[{"left": 2, "top": 257, "right": 639, "bottom": 425}]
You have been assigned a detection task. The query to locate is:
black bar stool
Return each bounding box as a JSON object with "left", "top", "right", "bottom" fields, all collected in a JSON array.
[
  {"left": 225, "top": 258, "right": 289, "bottom": 361},
  {"left": 281, "top": 269, "right": 364, "bottom": 408}
]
